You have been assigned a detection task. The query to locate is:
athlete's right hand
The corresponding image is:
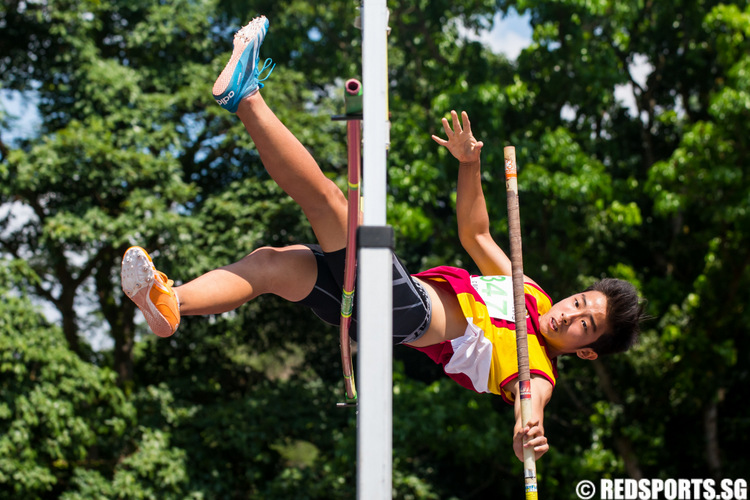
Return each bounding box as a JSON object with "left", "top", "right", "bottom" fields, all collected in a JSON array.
[{"left": 431, "top": 110, "right": 484, "bottom": 164}]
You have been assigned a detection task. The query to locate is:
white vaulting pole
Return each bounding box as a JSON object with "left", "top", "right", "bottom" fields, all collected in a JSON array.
[
  {"left": 504, "top": 146, "right": 538, "bottom": 500},
  {"left": 357, "top": 0, "right": 392, "bottom": 498}
]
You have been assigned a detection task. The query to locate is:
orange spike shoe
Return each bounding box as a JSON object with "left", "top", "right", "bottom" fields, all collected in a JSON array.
[{"left": 121, "top": 246, "right": 180, "bottom": 337}]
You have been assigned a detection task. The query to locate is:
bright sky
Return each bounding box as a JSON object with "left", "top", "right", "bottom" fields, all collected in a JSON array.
[
  {"left": 1, "top": 89, "right": 41, "bottom": 144},
  {"left": 481, "top": 9, "right": 533, "bottom": 60}
]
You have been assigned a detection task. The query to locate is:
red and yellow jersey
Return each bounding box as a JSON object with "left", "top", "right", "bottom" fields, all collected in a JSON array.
[{"left": 411, "top": 266, "right": 557, "bottom": 404}]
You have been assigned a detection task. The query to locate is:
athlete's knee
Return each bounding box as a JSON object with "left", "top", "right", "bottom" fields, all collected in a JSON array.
[
  {"left": 246, "top": 245, "right": 318, "bottom": 301},
  {"left": 246, "top": 246, "right": 278, "bottom": 261},
  {"left": 225, "top": 246, "right": 281, "bottom": 282},
  {"left": 243, "top": 246, "right": 291, "bottom": 271}
]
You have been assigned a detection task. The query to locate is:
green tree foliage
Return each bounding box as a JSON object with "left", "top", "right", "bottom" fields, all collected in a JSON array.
[
  {"left": 1, "top": 0, "right": 749, "bottom": 497},
  {"left": 0, "top": 259, "right": 197, "bottom": 498},
  {"left": 0, "top": 259, "right": 128, "bottom": 497}
]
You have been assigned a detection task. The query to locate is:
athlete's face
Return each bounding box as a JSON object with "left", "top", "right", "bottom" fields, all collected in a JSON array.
[{"left": 538, "top": 291, "right": 609, "bottom": 359}]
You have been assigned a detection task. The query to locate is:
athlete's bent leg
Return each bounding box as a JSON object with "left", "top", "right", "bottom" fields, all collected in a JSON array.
[
  {"left": 176, "top": 245, "right": 319, "bottom": 315},
  {"left": 121, "top": 245, "right": 319, "bottom": 337}
]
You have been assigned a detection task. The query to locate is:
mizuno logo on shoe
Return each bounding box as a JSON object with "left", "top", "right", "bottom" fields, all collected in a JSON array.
[{"left": 216, "top": 91, "right": 235, "bottom": 106}]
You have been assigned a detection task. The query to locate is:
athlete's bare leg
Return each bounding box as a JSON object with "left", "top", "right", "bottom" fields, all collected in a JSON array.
[
  {"left": 235, "top": 92, "right": 348, "bottom": 252},
  {"left": 175, "top": 245, "right": 318, "bottom": 315}
]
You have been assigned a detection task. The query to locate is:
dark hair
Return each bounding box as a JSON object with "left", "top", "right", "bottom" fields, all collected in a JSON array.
[{"left": 583, "top": 278, "right": 645, "bottom": 356}]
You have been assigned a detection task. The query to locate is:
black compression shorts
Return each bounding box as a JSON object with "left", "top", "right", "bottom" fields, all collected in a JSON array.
[{"left": 294, "top": 244, "right": 432, "bottom": 345}]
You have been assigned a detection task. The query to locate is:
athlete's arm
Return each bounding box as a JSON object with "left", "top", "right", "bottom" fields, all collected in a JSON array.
[
  {"left": 432, "top": 110, "right": 536, "bottom": 284},
  {"left": 512, "top": 374, "right": 552, "bottom": 462},
  {"left": 455, "top": 148, "right": 511, "bottom": 277}
]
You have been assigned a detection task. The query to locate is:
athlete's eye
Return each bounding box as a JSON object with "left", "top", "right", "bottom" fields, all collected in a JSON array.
[
  {"left": 582, "top": 320, "right": 588, "bottom": 332},
  {"left": 574, "top": 299, "right": 579, "bottom": 308}
]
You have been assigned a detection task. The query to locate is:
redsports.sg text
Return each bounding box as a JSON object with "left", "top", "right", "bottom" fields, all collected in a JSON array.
[{"left": 575, "top": 478, "right": 748, "bottom": 500}]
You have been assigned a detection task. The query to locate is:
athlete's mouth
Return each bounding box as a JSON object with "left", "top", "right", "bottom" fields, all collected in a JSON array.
[{"left": 550, "top": 318, "right": 559, "bottom": 332}]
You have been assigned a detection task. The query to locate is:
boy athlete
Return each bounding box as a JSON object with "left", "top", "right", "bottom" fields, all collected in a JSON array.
[{"left": 121, "top": 16, "right": 644, "bottom": 463}]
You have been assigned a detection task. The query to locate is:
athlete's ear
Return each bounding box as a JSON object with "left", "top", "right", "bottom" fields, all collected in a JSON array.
[{"left": 576, "top": 348, "right": 598, "bottom": 361}]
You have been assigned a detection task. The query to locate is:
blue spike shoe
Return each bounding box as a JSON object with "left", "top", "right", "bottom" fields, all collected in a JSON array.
[{"left": 212, "top": 16, "right": 276, "bottom": 113}]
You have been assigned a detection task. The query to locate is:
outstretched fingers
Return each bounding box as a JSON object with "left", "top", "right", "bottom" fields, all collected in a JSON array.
[
  {"left": 431, "top": 133, "right": 448, "bottom": 146},
  {"left": 460, "top": 110, "right": 475, "bottom": 136},
  {"left": 451, "top": 109, "right": 463, "bottom": 134},
  {"left": 432, "top": 110, "right": 484, "bottom": 164},
  {"left": 431, "top": 113, "right": 455, "bottom": 145}
]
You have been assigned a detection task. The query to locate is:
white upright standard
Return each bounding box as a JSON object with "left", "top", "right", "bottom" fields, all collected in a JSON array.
[{"left": 357, "top": 0, "right": 392, "bottom": 499}]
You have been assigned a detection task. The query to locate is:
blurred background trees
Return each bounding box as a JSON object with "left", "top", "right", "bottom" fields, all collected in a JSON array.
[{"left": 1, "top": 0, "right": 748, "bottom": 497}]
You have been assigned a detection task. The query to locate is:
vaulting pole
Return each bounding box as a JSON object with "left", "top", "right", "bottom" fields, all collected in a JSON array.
[{"left": 504, "top": 146, "right": 538, "bottom": 500}]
